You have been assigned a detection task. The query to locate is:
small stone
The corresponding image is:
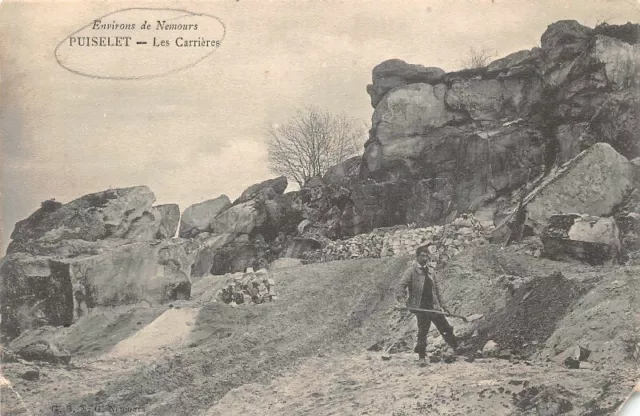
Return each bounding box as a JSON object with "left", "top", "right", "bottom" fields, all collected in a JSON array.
[
  {"left": 498, "top": 349, "right": 512, "bottom": 359},
  {"left": 21, "top": 369, "right": 40, "bottom": 381},
  {"left": 482, "top": 340, "right": 500, "bottom": 356}
]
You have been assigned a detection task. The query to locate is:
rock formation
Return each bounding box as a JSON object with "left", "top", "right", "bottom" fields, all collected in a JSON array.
[
  {"left": 7, "top": 186, "right": 178, "bottom": 256},
  {"left": 1, "top": 187, "right": 190, "bottom": 340},
  {"left": 366, "top": 59, "right": 446, "bottom": 108},
  {"left": 179, "top": 196, "right": 231, "bottom": 238},
  {"left": 357, "top": 20, "right": 639, "bottom": 228},
  {"left": 294, "top": 20, "right": 640, "bottom": 255},
  {"left": 521, "top": 142, "right": 635, "bottom": 233}
]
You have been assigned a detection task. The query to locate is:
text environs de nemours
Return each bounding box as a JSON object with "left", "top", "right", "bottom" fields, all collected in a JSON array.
[{"left": 67, "top": 19, "right": 221, "bottom": 47}]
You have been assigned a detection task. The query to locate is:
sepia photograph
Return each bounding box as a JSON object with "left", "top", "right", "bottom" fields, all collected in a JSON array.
[{"left": 1, "top": 0, "right": 639, "bottom": 414}]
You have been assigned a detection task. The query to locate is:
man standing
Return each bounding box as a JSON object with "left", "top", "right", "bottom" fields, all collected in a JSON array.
[{"left": 396, "top": 245, "right": 459, "bottom": 365}]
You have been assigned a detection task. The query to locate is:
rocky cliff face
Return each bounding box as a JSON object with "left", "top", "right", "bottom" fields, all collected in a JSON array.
[
  {"left": 295, "top": 20, "right": 639, "bottom": 241},
  {"left": 358, "top": 20, "right": 639, "bottom": 227}
]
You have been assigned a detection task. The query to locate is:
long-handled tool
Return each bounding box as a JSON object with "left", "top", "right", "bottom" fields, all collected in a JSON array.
[{"left": 394, "top": 306, "right": 469, "bottom": 322}]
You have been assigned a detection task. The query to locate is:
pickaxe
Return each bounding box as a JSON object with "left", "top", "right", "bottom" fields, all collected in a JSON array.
[{"left": 394, "top": 306, "right": 469, "bottom": 322}]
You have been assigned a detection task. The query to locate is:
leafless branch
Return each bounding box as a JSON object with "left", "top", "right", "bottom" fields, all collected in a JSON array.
[{"left": 267, "top": 106, "right": 365, "bottom": 187}]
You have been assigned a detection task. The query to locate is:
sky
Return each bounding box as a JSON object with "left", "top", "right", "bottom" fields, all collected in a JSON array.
[{"left": 1, "top": 0, "right": 639, "bottom": 254}]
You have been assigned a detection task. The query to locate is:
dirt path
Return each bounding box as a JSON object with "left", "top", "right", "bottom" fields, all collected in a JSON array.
[{"left": 106, "top": 307, "right": 200, "bottom": 360}]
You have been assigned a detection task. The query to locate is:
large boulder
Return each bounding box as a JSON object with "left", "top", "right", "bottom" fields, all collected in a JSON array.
[
  {"left": 0, "top": 240, "right": 193, "bottom": 340},
  {"left": 524, "top": 143, "right": 635, "bottom": 232},
  {"left": 366, "top": 59, "right": 445, "bottom": 108},
  {"left": 541, "top": 214, "right": 621, "bottom": 265},
  {"left": 209, "top": 200, "right": 268, "bottom": 235},
  {"left": 179, "top": 195, "right": 231, "bottom": 238},
  {"left": 540, "top": 20, "right": 593, "bottom": 73},
  {"left": 234, "top": 176, "right": 288, "bottom": 205},
  {"left": 152, "top": 204, "right": 180, "bottom": 239},
  {"left": 7, "top": 186, "right": 157, "bottom": 255}
]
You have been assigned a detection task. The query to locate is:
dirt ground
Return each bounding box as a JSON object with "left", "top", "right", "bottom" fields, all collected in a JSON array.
[
  {"left": 204, "top": 351, "right": 635, "bottom": 416},
  {"left": 1, "top": 242, "right": 638, "bottom": 415}
]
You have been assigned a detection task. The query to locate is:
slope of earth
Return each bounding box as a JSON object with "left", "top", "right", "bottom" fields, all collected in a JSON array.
[
  {"left": 1, "top": 256, "right": 410, "bottom": 415},
  {"left": 2, "top": 244, "right": 638, "bottom": 416}
]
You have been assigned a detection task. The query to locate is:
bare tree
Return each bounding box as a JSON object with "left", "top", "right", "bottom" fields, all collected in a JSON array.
[
  {"left": 267, "top": 106, "right": 365, "bottom": 187},
  {"left": 460, "top": 47, "right": 496, "bottom": 69}
]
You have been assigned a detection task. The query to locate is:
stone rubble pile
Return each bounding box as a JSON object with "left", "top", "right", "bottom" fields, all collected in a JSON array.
[
  {"left": 320, "top": 214, "right": 491, "bottom": 262},
  {"left": 321, "top": 231, "right": 388, "bottom": 260},
  {"left": 215, "top": 268, "right": 277, "bottom": 306}
]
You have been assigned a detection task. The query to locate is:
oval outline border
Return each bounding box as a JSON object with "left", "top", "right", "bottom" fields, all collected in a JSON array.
[{"left": 54, "top": 7, "right": 227, "bottom": 80}]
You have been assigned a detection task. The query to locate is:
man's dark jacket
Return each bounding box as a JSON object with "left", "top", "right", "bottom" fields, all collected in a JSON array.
[{"left": 396, "top": 260, "right": 446, "bottom": 311}]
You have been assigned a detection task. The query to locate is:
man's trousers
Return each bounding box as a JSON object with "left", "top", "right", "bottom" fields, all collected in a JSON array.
[{"left": 414, "top": 312, "right": 459, "bottom": 358}]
